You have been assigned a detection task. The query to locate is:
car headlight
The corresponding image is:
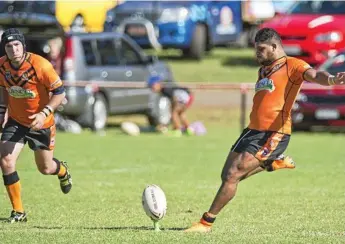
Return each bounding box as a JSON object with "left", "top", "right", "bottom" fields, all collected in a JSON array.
[
  {"left": 296, "top": 93, "right": 307, "bottom": 102},
  {"left": 315, "top": 32, "right": 343, "bottom": 43},
  {"left": 158, "top": 7, "right": 189, "bottom": 23}
]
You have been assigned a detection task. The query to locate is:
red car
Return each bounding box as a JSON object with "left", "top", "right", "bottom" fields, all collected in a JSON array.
[
  {"left": 292, "top": 50, "right": 345, "bottom": 131},
  {"left": 261, "top": 1, "right": 345, "bottom": 66}
]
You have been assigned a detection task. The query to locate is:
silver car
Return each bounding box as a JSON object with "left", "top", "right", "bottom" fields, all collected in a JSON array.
[{"left": 61, "top": 32, "right": 174, "bottom": 130}]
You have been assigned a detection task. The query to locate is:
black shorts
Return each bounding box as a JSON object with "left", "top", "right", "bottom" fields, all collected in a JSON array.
[
  {"left": 231, "top": 128, "right": 290, "bottom": 161},
  {"left": 1, "top": 118, "right": 56, "bottom": 151}
]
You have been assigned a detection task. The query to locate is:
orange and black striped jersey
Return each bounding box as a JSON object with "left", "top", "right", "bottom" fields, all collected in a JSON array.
[
  {"left": 0, "top": 52, "right": 63, "bottom": 128},
  {"left": 248, "top": 56, "right": 312, "bottom": 135}
]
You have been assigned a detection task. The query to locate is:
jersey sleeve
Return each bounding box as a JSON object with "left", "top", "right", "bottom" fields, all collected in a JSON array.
[
  {"left": 289, "top": 58, "right": 312, "bottom": 84},
  {"left": 39, "top": 58, "right": 63, "bottom": 91}
]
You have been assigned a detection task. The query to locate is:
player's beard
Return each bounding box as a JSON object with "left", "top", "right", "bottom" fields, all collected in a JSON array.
[
  {"left": 257, "top": 57, "right": 272, "bottom": 66},
  {"left": 260, "top": 60, "right": 272, "bottom": 66},
  {"left": 258, "top": 52, "right": 276, "bottom": 66}
]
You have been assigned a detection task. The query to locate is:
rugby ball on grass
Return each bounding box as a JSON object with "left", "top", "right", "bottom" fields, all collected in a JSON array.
[
  {"left": 142, "top": 184, "right": 167, "bottom": 221},
  {"left": 120, "top": 121, "right": 140, "bottom": 136}
]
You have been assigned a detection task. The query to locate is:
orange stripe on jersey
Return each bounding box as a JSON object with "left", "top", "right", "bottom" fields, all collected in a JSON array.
[
  {"left": 17, "top": 67, "right": 37, "bottom": 87},
  {"left": 0, "top": 65, "right": 16, "bottom": 86},
  {"left": 255, "top": 133, "right": 284, "bottom": 161}
]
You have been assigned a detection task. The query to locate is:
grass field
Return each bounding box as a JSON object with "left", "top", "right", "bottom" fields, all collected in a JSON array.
[
  {"left": 0, "top": 47, "right": 344, "bottom": 243},
  {"left": 0, "top": 111, "right": 344, "bottom": 243},
  {"left": 154, "top": 48, "right": 259, "bottom": 83}
]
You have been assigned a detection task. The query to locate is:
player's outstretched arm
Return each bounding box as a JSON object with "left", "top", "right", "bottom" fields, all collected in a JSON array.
[{"left": 304, "top": 69, "right": 345, "bottom": 86}]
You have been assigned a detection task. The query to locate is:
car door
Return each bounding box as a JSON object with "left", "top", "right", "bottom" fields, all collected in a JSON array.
[
  {"left": 95, "top": 37, "right": 129, "bottom": 113},
  {"left": 113, "top": 37, "right": 151, "bottom": 112}
]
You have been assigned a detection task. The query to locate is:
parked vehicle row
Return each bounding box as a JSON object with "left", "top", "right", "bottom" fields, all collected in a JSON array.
[
  {"left": 104, "top": 0, "right": 285, "bottom": 59},
  {"left": 0, "top": 10, "right": 174, "bottom": 131},
  {"left": 1, "top": 0, "right": 345, "bottom": 132},
  {"left": 104, "top": 1, "right": 244, "bottom": 60}
]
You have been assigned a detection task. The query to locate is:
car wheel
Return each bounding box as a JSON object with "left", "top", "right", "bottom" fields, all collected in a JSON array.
[
  {"left": 147, "top": 96, "right": 172, "bottom": 127},
  {"left": 91, "top": 94, "right": 108, "bottom": 131},
  {"left": 183, "top": 24, "right": 206, "bottom": 60}
]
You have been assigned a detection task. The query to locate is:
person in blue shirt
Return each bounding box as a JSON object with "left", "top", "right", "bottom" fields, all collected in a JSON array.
[{"left": 148, "top": 75, "right": 194, "bottom": 137}]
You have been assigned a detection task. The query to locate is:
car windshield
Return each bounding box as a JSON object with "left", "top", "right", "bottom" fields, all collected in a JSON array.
[
  {"left": 318, "top": 52, "right": 345, "bottom": 74},
  {"left": 288, "top": 1, "right": 345, "bottom": 15}
]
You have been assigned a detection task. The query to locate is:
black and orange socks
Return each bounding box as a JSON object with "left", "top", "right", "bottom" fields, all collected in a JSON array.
[
  {"left": 200, "top": 212, "right": 216, "bottom": 226},
  {"left": 53, "top": 158, "right": 67, "bottom": 178},
  {"left": 3, "top": 171, "right": 24, "bottom": 213}
]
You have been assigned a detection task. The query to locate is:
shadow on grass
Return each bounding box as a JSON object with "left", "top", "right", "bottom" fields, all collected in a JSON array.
[
  {"left": 32, "top": 225, "right": 184, "bottom": 231},
  {"left": 84, "top": 226, "right": 185, "bottom": 231},
  {"left": 159, "top": 55, "right": 202, "bottom": 62},
  {"left": 158, "top": 47, "right": 258, "bottom": 67},
  {"left": 157, "top": 49, "right": 221, "bottom": 62},
  {"left": 0, "top": 217, "right": 9, "bottom": 222},
  {"left": 106, "top": 123, "right": 159, "bottom": 134},
  {"left": 160, "top": 48, "right": 258, "bottom": 67},
  {"left": 221, "top": 55, "right": 258, "bottom": 67}
]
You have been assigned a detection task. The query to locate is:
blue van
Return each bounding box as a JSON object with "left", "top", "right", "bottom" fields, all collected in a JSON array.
[{"left": 104, "top": 1, "right": 242, "bottom": 59}]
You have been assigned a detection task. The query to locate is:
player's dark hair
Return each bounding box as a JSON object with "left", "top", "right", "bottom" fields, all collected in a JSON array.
[{"left": 255, "top": 28, "right": 282, "bottom": 45}]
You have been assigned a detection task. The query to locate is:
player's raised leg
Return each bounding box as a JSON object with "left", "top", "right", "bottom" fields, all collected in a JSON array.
[
  {"left": 240, "top": 165, "right": 265, "bottom": 181},
  {"left": 264, "top": 154, "right": 295, "bottom": 171},
  {"left": 0, "top": 140, "right": 26, "bottom": 223},
  {"left": 34, "top": 149, "right": 72, "bottom": 194},
  {"left": 185, "top": 151, "right": 261, "bottom": 232},
  {"left": 240, "top": 154, "right": 296, "bottom": 181},
  {"left": 28, "top": 125, "right": 72, "bottom": 194}
]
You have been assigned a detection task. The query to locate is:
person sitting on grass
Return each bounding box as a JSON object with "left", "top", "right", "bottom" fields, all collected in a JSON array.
[{"left": 148, "top": 75, "right": 194, "bottom": 137}]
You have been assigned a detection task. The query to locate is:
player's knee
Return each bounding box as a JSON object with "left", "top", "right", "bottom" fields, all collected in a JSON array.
[
  {"left": 221, "top": 166, "right": 240, "bottom": 183},
  {"left": 38, "top": 167, "right": 52, "bottom": 175},
  {"left": 221, "top": 170, "right": 230, "bottom": 182},
  {"left": 37, "top": 164, "right": 55, "bottom": 175},
  {"left": 0, "top": 155, "right": 16, "bottom": 171}
]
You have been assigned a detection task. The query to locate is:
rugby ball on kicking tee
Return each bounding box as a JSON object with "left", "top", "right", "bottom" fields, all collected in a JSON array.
[
  {"left": 120, "top": 121, "right": 140, "bottom": 136},
  {"left": 142, "top": 184, "right": 167, "bottom": 221}
]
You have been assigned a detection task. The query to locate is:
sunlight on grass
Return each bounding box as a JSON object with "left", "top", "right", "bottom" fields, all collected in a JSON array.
[{"left": 0, "top": 119, "right": 344, "bottom": 243}]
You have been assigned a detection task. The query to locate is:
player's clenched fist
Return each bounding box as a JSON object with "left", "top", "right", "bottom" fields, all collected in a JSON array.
[{"left": 28, "top": 113, "right": 46, "bottom": 131}]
